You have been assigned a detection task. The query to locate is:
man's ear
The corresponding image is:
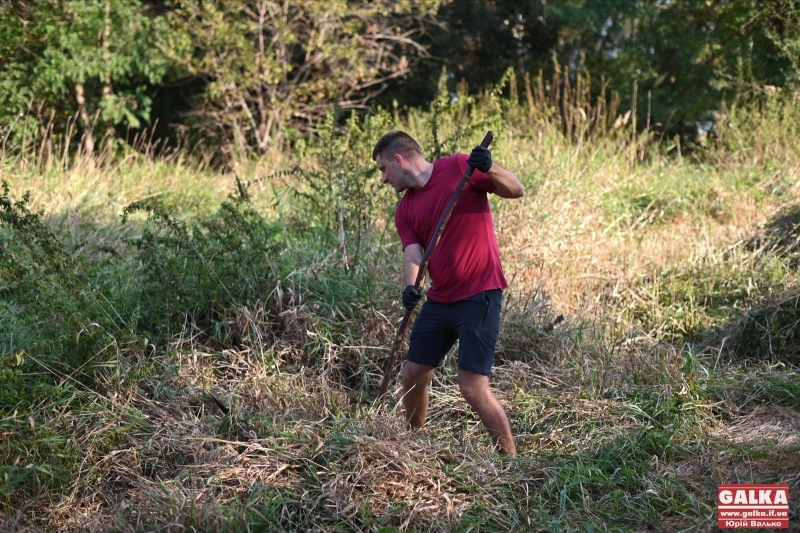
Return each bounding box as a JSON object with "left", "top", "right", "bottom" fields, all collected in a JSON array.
[{"left": 394, "top": 153, "right": 403, "bottom": 166}]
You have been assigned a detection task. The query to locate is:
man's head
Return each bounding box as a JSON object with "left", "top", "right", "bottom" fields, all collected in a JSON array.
[
  {"left": 372, "top": 130, "right": 422, "bottom": 162},
  {"left": 372, "top": 131, "right": 424, "bottom": 192}
]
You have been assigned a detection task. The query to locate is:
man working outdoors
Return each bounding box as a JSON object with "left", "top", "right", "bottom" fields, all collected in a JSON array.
[{"left": 373, "top": 131, "right": 524, "bottom": 455}]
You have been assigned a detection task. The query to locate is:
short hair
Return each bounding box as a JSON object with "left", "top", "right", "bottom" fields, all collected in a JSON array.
[{"left": 372, "top": 130, "right": 423, "bottom": 161}]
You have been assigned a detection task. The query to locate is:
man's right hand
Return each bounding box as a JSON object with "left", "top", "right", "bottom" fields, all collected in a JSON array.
[{"left": 402, "top": 285, "right": 423, "bottom": 310}]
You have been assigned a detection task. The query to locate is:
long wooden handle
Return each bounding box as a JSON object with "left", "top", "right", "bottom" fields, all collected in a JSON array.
[{"left": 378, "top": 131, "right": 494, "bottom": 399}]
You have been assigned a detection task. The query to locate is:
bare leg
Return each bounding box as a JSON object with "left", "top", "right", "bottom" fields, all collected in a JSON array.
[
  {"left": 458, "top": 369, "right": 517, "bottom": 455},
  {"left": 401, "top": 361, "right": 436, "bottom": 428}
]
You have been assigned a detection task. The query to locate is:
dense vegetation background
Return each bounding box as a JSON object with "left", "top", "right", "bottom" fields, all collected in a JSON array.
[
  {"left": 2, "top": 0, "right": 799, "bottom": 158},
  {"left": 1, "top": 1, "right": 799, "bottom": 531}
]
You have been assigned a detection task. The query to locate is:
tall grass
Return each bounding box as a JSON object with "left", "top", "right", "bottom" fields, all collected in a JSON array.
[{"left": 1, "top": 80, "right": 799, "bottom": 531}]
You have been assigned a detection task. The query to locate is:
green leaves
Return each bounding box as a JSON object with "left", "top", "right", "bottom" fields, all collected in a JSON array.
[
  {"left": 545, "top": 0, "right": 795, "bottom": 128},
  {"left": 0, "top": 0, "right": 171, "bottom": 150},
  {"left": 1, "top": 0, "right": 798, "bottom": 158}
]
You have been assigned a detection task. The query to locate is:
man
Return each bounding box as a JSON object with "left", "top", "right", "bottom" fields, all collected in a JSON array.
[{"left": 372, "top": 130, "right": 524, "bottom": 455}]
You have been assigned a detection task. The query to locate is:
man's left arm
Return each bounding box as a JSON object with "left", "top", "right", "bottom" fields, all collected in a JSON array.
[
  {"left": 485, "top": 163, "right": 524, "bottom": 199},
  {"left": 468, "top": 146, "right": 525, "bottom": 199}
]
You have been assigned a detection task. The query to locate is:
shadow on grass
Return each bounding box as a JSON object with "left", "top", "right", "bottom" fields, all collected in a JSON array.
[
  {"left": 677, "top": 204, "right": 800, "bottom": 367},
  {"left": 746, "top": 204, "right": 800, "bottom": 268}
]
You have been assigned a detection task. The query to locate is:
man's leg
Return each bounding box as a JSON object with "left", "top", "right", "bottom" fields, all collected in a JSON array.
[
  {"left": 402, "top": 297, "right": 456, "bottom": 428},
  {"left": 401, "top": 361, "right": 436, "bottom": 428},
  {"left": 458, "top": 369, "right": 517, "bottom": 455},
  {"left": 453, "top": 290, "right": 515, "bottom": 454}
]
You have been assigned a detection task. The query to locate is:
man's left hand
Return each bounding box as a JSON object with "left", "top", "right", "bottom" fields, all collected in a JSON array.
[{"left": 468, "top": 146, "right": 492, "bottom": 173}]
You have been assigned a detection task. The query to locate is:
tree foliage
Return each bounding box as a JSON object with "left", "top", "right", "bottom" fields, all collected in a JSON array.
[
  {"left": 381, "top": 0, "right": 558, "bottom": 108},
  {"left": 0, "top": 0, "right": 170, "bottom": 153},
  {"left": 546, "top": 0, "right": 796, "bottom": 129},
  {"left": 161, "top": 0, "right": 441, "bottom": 155},
  {"left": 0, "top": 0, "right": 799, "bottom": 156}
]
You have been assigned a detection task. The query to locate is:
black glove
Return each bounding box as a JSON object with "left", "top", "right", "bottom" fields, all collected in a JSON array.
[
  {"left": 402, "top": 285, "right": 422, "bottom": 310},
  {"left": 467, "top": 145, "right": 492, "bottom": 173}
]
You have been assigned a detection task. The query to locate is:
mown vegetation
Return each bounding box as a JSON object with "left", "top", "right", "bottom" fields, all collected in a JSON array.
[{"left": 2, "top": 1, "right": 800, "bottom": 532}]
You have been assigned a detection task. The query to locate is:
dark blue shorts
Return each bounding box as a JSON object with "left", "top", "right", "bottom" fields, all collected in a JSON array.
[{"left": 406, "top": 289, "right": 502, "bottom": 376}]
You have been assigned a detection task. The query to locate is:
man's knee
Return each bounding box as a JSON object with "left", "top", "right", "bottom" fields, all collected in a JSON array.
[
  {"left": 458, "top": 371, "right": 491, "bottom": 405},
  {"left": 402, "top": 361, "right": 434, "bottom": 390},
  {"left": 401, "top": 366, "right": 416, "bottom": 390}
]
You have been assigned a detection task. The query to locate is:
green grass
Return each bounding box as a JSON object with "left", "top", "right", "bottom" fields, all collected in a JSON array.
[{"left": 1, "top": 91, "right": 799, "bottom": 531}]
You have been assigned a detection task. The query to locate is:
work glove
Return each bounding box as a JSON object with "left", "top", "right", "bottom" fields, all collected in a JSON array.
[
  {"left": 467, "top": 145, "right": 493, "bottom": 173},
  {"left": 402, "top": 285, "right": 423, "bottom": 310}
]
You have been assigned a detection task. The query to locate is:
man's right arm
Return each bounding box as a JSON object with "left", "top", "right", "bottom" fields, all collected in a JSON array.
[
  {"left": 403, "top": 243, "right": 424, "bottom": 287},
  {"left": 401, "top": 243, "right": 425, "bottom": 310}
]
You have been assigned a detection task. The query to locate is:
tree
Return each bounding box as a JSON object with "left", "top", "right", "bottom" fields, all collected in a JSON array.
[
  {"left": 377, "top": 0, "right": 558, "bottom": 109},
  {"left": 161, "top": 0, "right": 442, "bottom": 155},
  {"left": 0, "top": 0, "right": 171, "bottom": 155},
  {"left": 545, "top": 0, "right": 795, "bottom": 131}
]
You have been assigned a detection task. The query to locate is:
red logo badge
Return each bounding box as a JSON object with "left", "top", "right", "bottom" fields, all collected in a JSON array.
[{"left": 717, "top": 484, "right": 789, "bottom": 529}]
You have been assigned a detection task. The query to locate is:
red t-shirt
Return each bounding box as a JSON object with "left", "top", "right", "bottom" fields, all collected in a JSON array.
[{"left": 395, "top": 153, "right": 508, "bottom": 303}]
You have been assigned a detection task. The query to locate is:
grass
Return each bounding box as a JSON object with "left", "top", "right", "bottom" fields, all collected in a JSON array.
[{"left": 1, "top": 88, "right": 799, "bottom": 531}]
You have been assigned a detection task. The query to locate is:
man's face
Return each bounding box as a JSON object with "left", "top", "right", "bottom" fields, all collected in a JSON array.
[{"left": 376, "top": 154, "right": 406, "bottom": 192}]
